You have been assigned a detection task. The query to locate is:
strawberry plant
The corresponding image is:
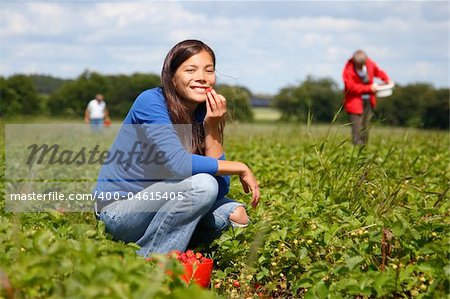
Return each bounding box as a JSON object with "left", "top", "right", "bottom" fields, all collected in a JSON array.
[
  {"left": 210, "top": 123, "right": 449, "bottom": 298},
  {"left": 1, "top": 121, "right": 449, "bottom": 298}
]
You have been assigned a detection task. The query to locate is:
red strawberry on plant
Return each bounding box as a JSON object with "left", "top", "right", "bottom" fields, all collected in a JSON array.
[
  {"left": 180, "top": 253, "right": 187, "bottom": 263},
  {"left": 168, "top": 250, "right": 181, "bottom": 259},
  {"left": 186, "top": 250, "right": 195, "bottom": 258}
]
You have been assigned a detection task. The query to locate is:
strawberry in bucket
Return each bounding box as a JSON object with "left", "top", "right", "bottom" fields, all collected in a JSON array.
[{"left": 168, "top": 250, "right": 213, "bottom": 288}]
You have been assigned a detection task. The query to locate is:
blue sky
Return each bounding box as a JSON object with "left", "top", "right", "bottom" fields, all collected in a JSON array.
[{"left": 0, "top": 1, "right": 448, "bottom": 95}]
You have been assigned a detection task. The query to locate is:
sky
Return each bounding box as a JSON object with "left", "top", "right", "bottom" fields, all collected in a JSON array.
[{"left": 0, "top": 1, "right": 448, "bottom": 95}]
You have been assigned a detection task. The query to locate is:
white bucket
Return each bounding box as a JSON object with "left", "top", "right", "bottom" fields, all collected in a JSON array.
[{"left": 376, "top": 82, "right": 395, "bottom": 98}]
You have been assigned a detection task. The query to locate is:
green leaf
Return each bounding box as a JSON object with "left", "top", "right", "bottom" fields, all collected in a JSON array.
[
  {"left": 373, "top": 271, "right": 397, "bottom": 296},
  {"left": 345, "top": 256, "right": 364, "bottom": 271},
  {"left": 305, "top": 281, "right": 329, "bottom": 299}
]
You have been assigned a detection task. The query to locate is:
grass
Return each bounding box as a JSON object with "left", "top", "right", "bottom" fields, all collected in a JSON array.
[
  {"left": 252, "top": 107, "right": 281, "bottom": 122},
  {"left": 1, "top": 117, "right": 449, "bottom": 298}
]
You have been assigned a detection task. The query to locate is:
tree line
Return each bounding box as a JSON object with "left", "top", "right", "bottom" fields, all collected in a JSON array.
[
  {"left": 0, "top": 72, "right": 448, "bottom": 129},
  {"left": 274, "top": 76, "right": 449, "bottom": 129},
  {"left": 0, "top": 72, "right": 254, "bottom": 122}
]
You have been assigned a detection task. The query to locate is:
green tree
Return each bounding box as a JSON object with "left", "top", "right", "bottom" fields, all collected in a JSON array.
[
  {"left": 302, "top": 76, "right": 342, "bottom": 122},
  {"left": 0, "top": 75, "right": 41, "bottom": 117},
  {"left": 398, "top": 83, "right": 433, "bottom": 127},
  {"left": 48, "top": 70, "right": 109, "bottom": 117},
  {"left": 376, "top": 83, "right": 438, "bottom": 128},
  {"left": 30, "top": 74, "right": 69, "bottom": 95},
  {"left": 105, "top": 73, "right": 160, "bottom": 119},
  {"left": 422, "top": 87, "right": 449, "bottom": 129},
  {"left": 273, "top": 84, "right": 311, "bottom": 121},
  {"left": 274, "top": 77, "right": 448, "bottom": 129},
  {"left": 273, "top": 76, "right": 341, "bottom": 122},
  {"left": 47, "top": 71, "right": 161, "bottom": 119}
]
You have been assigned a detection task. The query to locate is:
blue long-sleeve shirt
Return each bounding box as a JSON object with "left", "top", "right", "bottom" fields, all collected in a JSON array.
[{"left": 94, "top": 87, "right": 230, "bottom": 199}]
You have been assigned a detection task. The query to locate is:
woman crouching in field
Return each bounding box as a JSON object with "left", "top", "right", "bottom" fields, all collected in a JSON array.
[{"left": 93, "top": 39, "right": 260, "bottom": 257}]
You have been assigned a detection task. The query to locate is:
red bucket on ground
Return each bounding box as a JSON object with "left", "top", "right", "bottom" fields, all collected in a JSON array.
[{"left": 180, "top": 258, "right": 214, "bottom": 288}]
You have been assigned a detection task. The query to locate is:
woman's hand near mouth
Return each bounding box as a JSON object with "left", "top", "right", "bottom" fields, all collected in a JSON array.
[
  {"left": 203, "top": 88, "right": 226, "bottom": 158},
  {"left": 204, "top": 88, "right": 226, "bottom": 129}
]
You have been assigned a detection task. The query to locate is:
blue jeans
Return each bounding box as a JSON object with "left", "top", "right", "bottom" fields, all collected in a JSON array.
[
  {"left": 90, "top": 118, "right": 104, "bottom": 132},
  {"left": 97, "top": 174, "right": 245, "bottom": 257}
]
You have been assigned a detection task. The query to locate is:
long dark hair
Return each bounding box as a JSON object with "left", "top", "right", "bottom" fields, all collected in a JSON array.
[{"left": 161, "top": 39, "right": 222, "bottom": 154}]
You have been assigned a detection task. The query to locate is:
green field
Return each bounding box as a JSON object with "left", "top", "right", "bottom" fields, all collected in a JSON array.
[
  {"left": 252, "top": 107, "right": 281, "bottom": 122},
  {"left": 1, "top": 120, "right": 449, "bottom": 298}
]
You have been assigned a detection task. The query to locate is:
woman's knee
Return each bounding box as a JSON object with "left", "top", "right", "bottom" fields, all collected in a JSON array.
[
  {"left": 229, "top": 205, "right": 249, "bottom": 226},
  {"left": 190, "top": 173, "right": 219, "bottom": 208}
]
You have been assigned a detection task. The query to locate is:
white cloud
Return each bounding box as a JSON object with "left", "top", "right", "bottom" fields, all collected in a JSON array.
[
  {"left": 0, "top": 1, "right": 448, "bottom": 93},
  {"left": 0, "top": 11, "right": 28, "bottom": 38},
  {"left": 273, "top": 16, "right": 362, "bottom": 33}
]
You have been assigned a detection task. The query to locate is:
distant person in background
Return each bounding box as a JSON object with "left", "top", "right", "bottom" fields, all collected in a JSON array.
[
  {"left": 342, "top": 50, "right": 393, "bottom": 145},
  {"left": 84, "top": 93, "right": 110, "bottom": 132}
]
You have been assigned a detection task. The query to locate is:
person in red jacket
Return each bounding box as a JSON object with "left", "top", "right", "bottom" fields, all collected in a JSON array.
[{"left": 342, "top": 50, "right": 393, "bottom": 145}]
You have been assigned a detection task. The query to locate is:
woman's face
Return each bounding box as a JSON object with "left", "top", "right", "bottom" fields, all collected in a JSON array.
[{"left": 173, "top": 50, "right": 216, "bottom": 109}]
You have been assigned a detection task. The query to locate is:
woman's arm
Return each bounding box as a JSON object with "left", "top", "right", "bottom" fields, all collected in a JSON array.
[
  {"left": 203, "top": 89, "right": 259, "bottom": 207},
  {"left": 216, "top": 160, "right": 260, "bottom": 208},
  {"left": 203, "top": 89, "right": 226, "bottom": 158},
  {"left": 204, "top": 124, "right": 223, "bottom": 158}
]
